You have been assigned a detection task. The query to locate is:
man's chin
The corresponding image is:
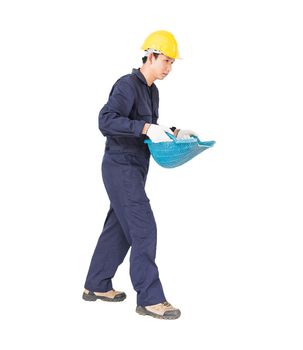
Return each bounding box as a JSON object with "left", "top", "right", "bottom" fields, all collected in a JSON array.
[{"left": 160, "top": 74, "right": 168, "bottom": 80}]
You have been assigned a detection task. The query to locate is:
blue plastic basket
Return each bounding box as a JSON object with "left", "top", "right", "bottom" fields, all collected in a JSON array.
[{"left": 144, "top": 133, "right": 215, "bottom": 168}]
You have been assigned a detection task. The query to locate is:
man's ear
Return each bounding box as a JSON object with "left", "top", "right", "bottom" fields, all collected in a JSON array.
[{"left": 147, "top": 53, "right": 154, "bottom": 64}]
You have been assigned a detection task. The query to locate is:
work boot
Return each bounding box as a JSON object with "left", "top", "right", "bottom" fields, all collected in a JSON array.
[
  {"left": 136, "top": 301, "right": 181, "bottom": 320},
  {"left": 82, "top": 288, "right": 126, "bottom": 302}
]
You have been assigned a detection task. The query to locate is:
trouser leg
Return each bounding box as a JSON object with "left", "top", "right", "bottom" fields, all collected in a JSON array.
[
  {"left": 126, "top": 202, "right": 165, "bottom": 306},
  {"left": 84, "top": 206, "right": 130, "bottom": 292},
  {"left": 102, "top": 152, "right": 166, "bottom": 306}
]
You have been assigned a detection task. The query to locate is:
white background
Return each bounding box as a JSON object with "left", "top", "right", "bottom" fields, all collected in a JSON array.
[{"left": 1, "top": 0, "right": 302, "bottom": 349}]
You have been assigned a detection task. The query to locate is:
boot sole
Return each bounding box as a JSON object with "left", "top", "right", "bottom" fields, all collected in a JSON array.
[
  {"left": 82, "top": 292, "right": 126, "bottom": 302},
  {"left": 136, "top": 306, "right": 181, "bottom": 320}
]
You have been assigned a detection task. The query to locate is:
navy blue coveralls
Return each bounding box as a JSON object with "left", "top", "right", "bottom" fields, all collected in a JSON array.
[{"left": 84, "top": 68, "right": 166, "bottom": 307}]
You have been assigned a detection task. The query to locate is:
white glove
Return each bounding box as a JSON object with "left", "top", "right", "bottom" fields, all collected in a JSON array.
[
  {"left": 146, "top": 124, "right": 173, "bottom": 143},
  {"left": 176, "top": 129, "right": 199, "bottom": 140},
  {"left": 158, "top": 125, "right": 174, "bottom": 135}
]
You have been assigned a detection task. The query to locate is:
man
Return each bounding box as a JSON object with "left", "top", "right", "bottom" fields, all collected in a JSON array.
[{"left": 83, "top": 30, "right": 198, "bottom": 320}]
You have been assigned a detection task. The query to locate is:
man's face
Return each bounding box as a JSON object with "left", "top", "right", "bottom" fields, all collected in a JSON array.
[{"left": 151, "top": 54, "right": 175, "bottom": 80}]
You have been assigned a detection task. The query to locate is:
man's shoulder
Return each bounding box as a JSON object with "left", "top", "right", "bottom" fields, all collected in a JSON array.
[
  {"left": 115, "top": 72, "right": 137, "bottom": 86},
  {"left": 110, "top": 74, "right": 137, "bottom": 95}
]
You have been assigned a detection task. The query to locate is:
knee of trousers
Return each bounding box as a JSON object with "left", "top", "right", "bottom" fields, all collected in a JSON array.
[{"left": 124, "top": 203, "right": 157, "bottom": 241}]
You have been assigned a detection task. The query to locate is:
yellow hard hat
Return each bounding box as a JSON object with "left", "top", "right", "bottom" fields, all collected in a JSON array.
[{"left": 141, "top": 30, "right": 180, "bottom": 59}]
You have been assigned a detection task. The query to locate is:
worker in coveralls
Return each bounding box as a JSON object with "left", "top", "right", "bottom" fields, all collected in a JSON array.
[{"left": 83, "top": 30, "right": 198, "bottom": 320}]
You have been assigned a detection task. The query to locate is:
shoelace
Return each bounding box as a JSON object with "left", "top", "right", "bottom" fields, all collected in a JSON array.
[{"left": 162, "top": 301, "right": 172, "bottom": 307}]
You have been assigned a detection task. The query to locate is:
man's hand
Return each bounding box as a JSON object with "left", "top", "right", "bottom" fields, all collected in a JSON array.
[
  {"left": 176, "top": 129, "right": 199, "bottom": 140},
  {"left": 145, "top": 124, "right": 173, "bottom": 143}
]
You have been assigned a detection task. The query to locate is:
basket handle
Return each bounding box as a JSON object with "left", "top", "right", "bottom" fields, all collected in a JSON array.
[
  {"left": 166, "top": 132, "right": 216, "bottom": 147},
  {"left": 166, "top": 132, "right": 201, "bottom": 142},
  {"left": 166, "top": 132, "right": 178, "bottom": 141}
]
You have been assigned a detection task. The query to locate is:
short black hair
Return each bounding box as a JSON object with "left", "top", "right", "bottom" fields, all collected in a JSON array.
[{"left": 142, "top": 52, "right": 160, "bottom": 64}]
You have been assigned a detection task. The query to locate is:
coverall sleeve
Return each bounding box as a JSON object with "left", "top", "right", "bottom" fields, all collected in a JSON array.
[{"left": 99, "top": 79, "right": 146, "bottom": 137}]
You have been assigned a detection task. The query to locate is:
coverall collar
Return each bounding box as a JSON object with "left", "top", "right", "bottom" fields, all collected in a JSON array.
[{"left": 132, "top": 68, "right": 153, "bottom": 87}]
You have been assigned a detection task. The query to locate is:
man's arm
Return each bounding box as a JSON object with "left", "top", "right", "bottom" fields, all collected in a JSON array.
[{"left": 99, "top": 78, "right": 146, "bottom": 138}]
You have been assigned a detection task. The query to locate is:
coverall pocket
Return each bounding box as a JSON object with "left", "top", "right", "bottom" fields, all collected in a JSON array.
[{"left": 123, "top": 154, "right": 150, "bottom": 206}]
